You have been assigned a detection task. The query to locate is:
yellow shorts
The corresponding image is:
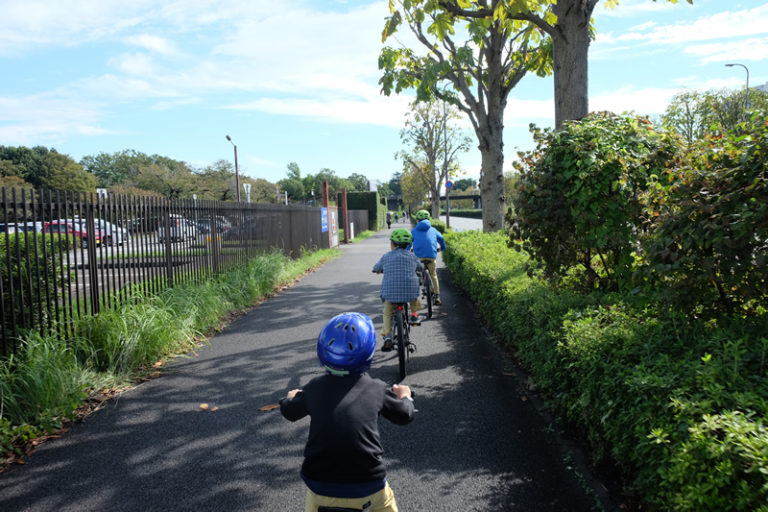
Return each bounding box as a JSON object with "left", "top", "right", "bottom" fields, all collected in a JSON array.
[{"left": 304, "top": 482, "right": 398, "bottom": 512}]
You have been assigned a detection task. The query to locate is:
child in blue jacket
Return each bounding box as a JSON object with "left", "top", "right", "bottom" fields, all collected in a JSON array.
[{"left": 410, "top": 210, "right": 446, "bottom": 305}]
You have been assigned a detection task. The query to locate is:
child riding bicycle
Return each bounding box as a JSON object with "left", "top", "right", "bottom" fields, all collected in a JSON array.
[
  {"left": 280, "top": 312, "right": 415, "bottom": 512},
  {"left": 372, "top": 228, "right": 423, "bottom": 352},
  {"left": 410, "top": 210, "right": 446, "bottom": 305}
]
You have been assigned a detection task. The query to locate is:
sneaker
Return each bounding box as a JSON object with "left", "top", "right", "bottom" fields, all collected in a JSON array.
[
  {"left": 382, "top": 337, "right": 394, "bottom": 352},
  {"left": 409, "top": 314, "right": 420, "bottom": 325},
  {"left": 433, "top": 294, "right": 441, "bottom": 305}
]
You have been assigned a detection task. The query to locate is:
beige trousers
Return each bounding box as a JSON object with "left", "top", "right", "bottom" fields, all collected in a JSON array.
[
  {"left": 419, "top": 258, "right": 439, "bottom": 294},
  {"left": 305, "top": 482, "right": 399, "bottom": 512},
  {"left": 381, "top": 299, "right": 421, "bottom": 338}
]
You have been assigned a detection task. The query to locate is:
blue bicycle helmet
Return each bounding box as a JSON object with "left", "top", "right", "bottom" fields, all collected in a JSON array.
[{"left": 317, "top": 312, "right": 376, "bottom": 376}]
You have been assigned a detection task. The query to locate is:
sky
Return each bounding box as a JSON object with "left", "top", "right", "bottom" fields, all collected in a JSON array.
[{"left": 1, "top": 0, "right": 766, "bottom": 188}]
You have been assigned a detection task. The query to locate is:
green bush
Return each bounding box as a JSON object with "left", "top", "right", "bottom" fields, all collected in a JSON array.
[
  {"left": 641, "top": 114, "right": 768, "bottom": 315},
  {"left": 429, "top": 217, "right": 447, "bottom": 233},
  {"left": 508, "top": 113, "right": 681, "bottom": 291},
  {"left": 0, "top": 233, "right": 75, "bottom": 348},
  {"left": 443, "top": 230, "right": 768, "bottom": 511}
]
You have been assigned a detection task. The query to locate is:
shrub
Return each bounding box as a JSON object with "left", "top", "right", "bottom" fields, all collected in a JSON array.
[
  {"left": 640, "top": 114, "right": 768, "bottom": 315},
  {"left": 444, "top": 230, "right": 768, "bottom": 510},
  {"left": 0, "top": 233, "right": 75, "bottom": 351},
  {"left": 508, "top": 112, "right": 682, "bottom": 291}
]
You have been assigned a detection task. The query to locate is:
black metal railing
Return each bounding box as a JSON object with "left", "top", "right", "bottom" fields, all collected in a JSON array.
[{"left": 0, "top": 187, "right": 367, "bottom": 357}]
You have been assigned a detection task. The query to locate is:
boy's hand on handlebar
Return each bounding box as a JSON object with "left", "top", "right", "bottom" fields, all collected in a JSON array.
[{"left": 392, "top": 384, "right": 412, "bottom": 400}]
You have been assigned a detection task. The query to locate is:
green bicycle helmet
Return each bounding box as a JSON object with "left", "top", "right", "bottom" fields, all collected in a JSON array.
[
  {"left": 390, "top": 228, "right": 412, "bottom": 245},
  {"left": 415, "top": 209, "right": 430, "bottom": 221}
]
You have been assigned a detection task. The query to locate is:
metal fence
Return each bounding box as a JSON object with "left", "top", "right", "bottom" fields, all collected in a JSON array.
[{"left": 0, "top": 187, "right": 367, "bottom": 357}]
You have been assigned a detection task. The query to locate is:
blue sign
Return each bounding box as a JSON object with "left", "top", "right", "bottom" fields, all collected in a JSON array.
[
  {"left": 446, "top": 180, "right": 453, "bottom": 190},
  {"left": 321, "top": 207, "right": 329, "bottom": 232}
]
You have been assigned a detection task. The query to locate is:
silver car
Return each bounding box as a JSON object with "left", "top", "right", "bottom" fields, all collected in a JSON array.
[
  {"left": 73, "top": 218, "right": 130, "bottom": 246},
  {"left": 158, "top": 216, "right": 198, "bottom": 243}
]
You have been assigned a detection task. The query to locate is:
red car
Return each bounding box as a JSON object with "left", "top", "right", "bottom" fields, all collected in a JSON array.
[{"left": 43, "top": 220, "right": 102, "bottom": 248}]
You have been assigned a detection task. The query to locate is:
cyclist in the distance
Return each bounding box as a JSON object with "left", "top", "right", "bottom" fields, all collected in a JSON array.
[{"left": 410, "top": 210, "right": 446, "bottom": 305}]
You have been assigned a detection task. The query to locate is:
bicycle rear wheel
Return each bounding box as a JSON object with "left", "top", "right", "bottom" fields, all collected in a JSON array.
[
  {"left": 394, "top": 309, "right": 407, "bottom": 381},
  {"left": 423, "top": 269, "right": 433, "bottom": 319}
]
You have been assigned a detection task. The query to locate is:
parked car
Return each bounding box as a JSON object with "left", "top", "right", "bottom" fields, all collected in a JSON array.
[
  {"left": 194, "top": 217, "right": 231, "bottom": 235},
  {"left": 0, "top": 221, "right": 43, "bottom": 234},
  {"left": 158, "top": 215, "right": 199, "bottom": 243},
  {"left": 43, "top": 220, "right": 101, "bottom": 248},
  {"left": 72, "top": 218, "right": 130, "bottom": 246},
  {"left": 126, "top": 217, "right": 162, "bottom": 234}
]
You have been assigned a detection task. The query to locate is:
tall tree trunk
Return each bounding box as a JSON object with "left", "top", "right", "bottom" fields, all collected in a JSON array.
[
  {"left": 553, "top": 0, "right": 596, "bottom": 128},
  {"left": 478, "top": 108, "right": 505, "bottom": 233}
]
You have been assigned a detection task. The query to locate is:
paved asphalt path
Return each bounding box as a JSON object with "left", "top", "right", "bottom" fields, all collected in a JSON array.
[{"left": 0, "top": 229, "right": 614, "bottom": 511}]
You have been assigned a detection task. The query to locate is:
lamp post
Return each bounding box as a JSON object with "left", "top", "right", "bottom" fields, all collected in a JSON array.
[
  {"left": 225, "top": 135, "right": 241, "bottom": 202},
  {"left": 725, "top": 62, "right": 750, "bottom": 113}
]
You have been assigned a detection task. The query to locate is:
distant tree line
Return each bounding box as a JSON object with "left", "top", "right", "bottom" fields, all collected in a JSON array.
[{"left": 0, "top": 146, "right": 374, "bottom": 204}]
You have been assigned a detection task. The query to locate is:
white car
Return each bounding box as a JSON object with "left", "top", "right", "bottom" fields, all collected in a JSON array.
[
  {"left": 158, "top": 215, "right": 198, "bottom": 243},
  {"left": 71, "top": 218, "right": 130, "bottom": 246}
]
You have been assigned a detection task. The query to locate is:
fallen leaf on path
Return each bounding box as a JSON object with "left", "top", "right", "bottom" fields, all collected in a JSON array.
[
  {"left": 198, "top": 403, "right": 209, "bottom": 411},
  {"left": 152, "top": 360, "right": 164, "bottom": 368},
  {"left": 211, "top": 406, "right": 219, "bottom": 412},
  {"left": 259, "top": 403, "right": 280, "bottom": 412}
]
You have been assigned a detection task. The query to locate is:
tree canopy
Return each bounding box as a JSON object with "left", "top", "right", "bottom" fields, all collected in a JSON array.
[
  {"left": 380, "top": 0, "right": 550, "bottom": 231},
  {"left": 662, "top": 87, "right": 768, "bottom": 147},
  {"left": 398, "top": 99, "right": 471, "bottom": 218}
]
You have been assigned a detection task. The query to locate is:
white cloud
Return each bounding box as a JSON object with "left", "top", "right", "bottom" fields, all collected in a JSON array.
[
  {"left": 590, "top": 86, "right": 678, "bottom": 116},
  {"left": 0, "top": 1, "right": 149, "bottom": 55},
  {"left": 124, "top": 34, "right": 177, "bottom": 55},
  {"left": 596, "top": 0, "right": 681, "bottom": 17},
  {"left": 685, "top": 37, "right": 768, "bottom": 63},
  {"left": 224, "top": 93, "right": 412, "bottom": 129},
  {"left": 108, "top": 53, "right": 156, "bottom": 75},
  {"left": 0, "top": 95, "right": 108, "bottom": 146},
  {"left": 505, "top": 98, "right": 554, "bottom": 120},
  {"left": 600, "top": 5, "right": 768, "bottom": 46}
]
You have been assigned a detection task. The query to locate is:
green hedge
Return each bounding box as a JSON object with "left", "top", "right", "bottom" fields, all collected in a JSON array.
[
  {"left": 0, "top": 233, "right": 75, "bottom": 350},
  {"left": 345, "top": 191, "right": 386, "bottom": 230},
  {"left": 443, "top": 230, "right": 768, "bottom": 511}
]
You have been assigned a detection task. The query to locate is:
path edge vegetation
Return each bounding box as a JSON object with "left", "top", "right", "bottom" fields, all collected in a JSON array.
[
  {"left": 0, "top": 247, "right": 340, "bottom": 470},
  {"left": 442, "top": 108, "right": 768, "bottom": 510},
  {"left": 443, "top": 230, "right": 768, "bottom": 511}
]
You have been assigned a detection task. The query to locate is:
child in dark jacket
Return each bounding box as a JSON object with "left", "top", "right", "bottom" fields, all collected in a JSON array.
[{"left": 280, "top": 312, "right": 415, "bottom": 512}]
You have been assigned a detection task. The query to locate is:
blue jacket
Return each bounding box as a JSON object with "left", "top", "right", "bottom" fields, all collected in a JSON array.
[{"left": 410, "top": 220, "right": 446, "bottom": 259}]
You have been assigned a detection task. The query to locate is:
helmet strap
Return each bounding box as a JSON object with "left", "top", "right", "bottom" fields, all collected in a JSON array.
[{"left": 324, "top": 365, "right": 350, "bottom": 377}]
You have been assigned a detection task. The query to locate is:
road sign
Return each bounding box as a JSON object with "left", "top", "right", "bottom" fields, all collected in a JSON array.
[{"left": 446, "top": 180, "right": 453, "bottom": 190}]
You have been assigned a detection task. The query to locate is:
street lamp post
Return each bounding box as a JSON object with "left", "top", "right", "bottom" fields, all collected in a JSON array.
[
  {"left": 725, "top": 62, "right": 750, "bottom": 114},
  {"left": 225, "top": 135, "right": 241, "bottom": 202}
]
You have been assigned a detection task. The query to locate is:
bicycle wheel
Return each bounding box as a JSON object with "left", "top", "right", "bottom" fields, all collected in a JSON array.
[
  {"left": 394, "top": 308, "right": 407, "bottom": 381},
  {"left": 423, "top": 268, "right": 433, "bottom": 319}
]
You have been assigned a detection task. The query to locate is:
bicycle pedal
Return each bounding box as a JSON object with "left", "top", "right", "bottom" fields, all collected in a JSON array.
[{"left": 408, "top": 343, "right": 417, "bottom": 353}]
